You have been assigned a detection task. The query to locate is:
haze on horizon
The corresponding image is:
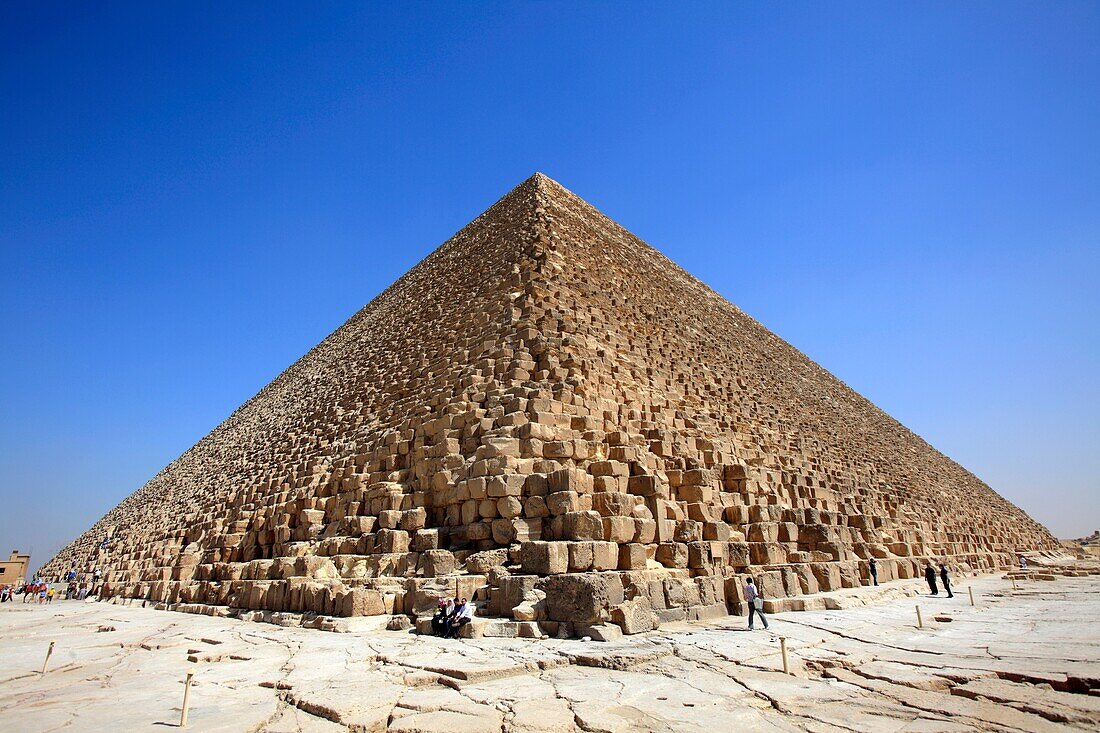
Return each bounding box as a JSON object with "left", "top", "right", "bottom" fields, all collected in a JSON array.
[{"left": 1, "top": 4, "right": 1097, "bottom": 574}]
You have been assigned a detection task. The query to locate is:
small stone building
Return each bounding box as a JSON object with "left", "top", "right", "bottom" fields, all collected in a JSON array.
[{"left": 0, "top": 551, "right": 30, "bottom": 586}]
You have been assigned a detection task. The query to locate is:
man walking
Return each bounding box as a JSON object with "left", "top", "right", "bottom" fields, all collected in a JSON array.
[
  {"left": 939, "top": 562, "right": 954, "bottom": 598},
  {"left": 744, "top": 577, "right": 769, "bottom": 630},
  {"left": 924, "top": 561, "right": 939, "bottom": 595}
]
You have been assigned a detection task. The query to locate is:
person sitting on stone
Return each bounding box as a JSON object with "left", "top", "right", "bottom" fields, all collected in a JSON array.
[
  {"left": 744, "top": 577, "right": 769, "bottom": 630},
  {"left": 431, "top": 597, "right": 453, "bottom": 636},
  {"left": 445, "top": 597, "right": 474, "bottom": 639}
]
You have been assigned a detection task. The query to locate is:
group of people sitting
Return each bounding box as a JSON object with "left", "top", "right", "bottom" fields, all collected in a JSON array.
[{"left": 431, "top": 597, "right": 474, "bottom": 638}]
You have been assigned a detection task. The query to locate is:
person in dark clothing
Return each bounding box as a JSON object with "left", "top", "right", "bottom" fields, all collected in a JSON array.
[
  {"left": 431, "top": 598, "right": 452, "bottom": 636},
  {"left": 924, "top": 562, "right": 939, "bottom": 595},
  {"left": 939, "top": 562, "right": 953, "bottom": 598},
  {"left": 868, "top": 558, "right": 879, "bottom": 586}
]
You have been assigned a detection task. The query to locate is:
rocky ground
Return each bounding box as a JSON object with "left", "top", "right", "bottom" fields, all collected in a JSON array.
[{"left": 2, "top": 573, "right": 1098, "bottom": 732}]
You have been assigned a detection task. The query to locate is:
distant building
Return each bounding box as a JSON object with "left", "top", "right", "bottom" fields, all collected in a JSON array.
[{"left": 0, "top": 550, "right": 30, "bottom": 586}]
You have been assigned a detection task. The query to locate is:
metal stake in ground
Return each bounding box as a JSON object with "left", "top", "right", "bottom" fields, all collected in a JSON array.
[
  {"left": 180, "top": 669, "right": 195, "bottom": 728},
  {"left": 41, "top": 640, "right": 56, "bottom": 674},
  {"left": 968, "top": 586, "right": 975, "bottom": 606},
  {"left": 915, "top": 605, "right": 923, "bottom": 629}
]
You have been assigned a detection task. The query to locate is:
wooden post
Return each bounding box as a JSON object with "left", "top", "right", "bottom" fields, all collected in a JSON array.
[
  {"left": 968, "top": 586, "right": 975, "bottom": 606},
  {"left": 915, "top": 605, "right": 923, "bottom": 629},
  {"left": 180, "top": 669, "right": 195, "bottom": 728},
  {"left": 779, "top": 636, "right": 790, "bottom": 675},
  {"left": 41, "top": 641, "right": 56, "bottom": 674}
]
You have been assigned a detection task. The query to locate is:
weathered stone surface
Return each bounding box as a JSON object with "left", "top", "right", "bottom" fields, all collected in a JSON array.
[
  {"left": 536, "top": 573, "right": 622, "bottom": 624},
  {"left": 2, "top": 573, "right": 1099, "bottom": 731}
]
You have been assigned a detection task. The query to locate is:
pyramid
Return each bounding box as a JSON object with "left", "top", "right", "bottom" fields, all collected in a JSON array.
[{"left": 44, "top": 173, "right": 1057, "bottom": 634}]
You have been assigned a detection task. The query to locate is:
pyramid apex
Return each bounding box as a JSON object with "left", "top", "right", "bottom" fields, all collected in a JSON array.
[{"left": 525, "top": 171, "right": 565, "bottom": 192}]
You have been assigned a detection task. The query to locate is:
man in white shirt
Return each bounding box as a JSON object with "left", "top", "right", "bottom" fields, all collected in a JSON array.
[{"left": 446, "top": 597, "right": 474, "bottom": 639}]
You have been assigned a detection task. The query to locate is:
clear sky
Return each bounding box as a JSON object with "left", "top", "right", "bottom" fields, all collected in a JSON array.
[{"left": 2, "top": 4, "right": 1097, "bottom": 574}]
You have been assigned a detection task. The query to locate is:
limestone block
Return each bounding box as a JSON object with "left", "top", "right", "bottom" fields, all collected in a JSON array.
[
  {"left": 491, "top": 519, "right": 515, "bottom": 545},
  {"left": 399, "top": 508, "right": 427, "bottom": 532},
  {"left": 603, "top": 516, "right": 635, "bottom": 544},
  {"left": 487, "top": 474, "right": 526, "bottom": 498},
  {"left": 618, "top": 543, "right": 647, "bottom": 570},
  {"left": 656, "top": 543, "right": 688, "bottom": 569},
  {"left": 465, "top": 548, "right": 508, "bottom": 575},
  {"left": 547, "top": 491, "right": 581, "bottom": 516},
  {"left": 633, "top": 519, "right": 657, "bottom": 544},
  {"left": 592, "top": 542, "right": 619, "bottom": 571},
  {"left": 499, "top": 574, "right": 538, "bottom": 614},
  {"left": 420, "top": 549, "right": 455, "bottom": 577},
  {"left": 376, "top": 530, "right": 410, "bottom": 554},
  {"left": 378, "top": 510, "right": 401, "bottom": 529},
  {"left": 703, "top": 522, "right": 731, "bottom": 542},
  {"left": 523, "top": 495, "right": 549, "bottom": 518},
  {"left": 497, "top": 496, "right": 522, "bottom": 519},
  {"left": 338, "top": 588, "right": 386, "bottom": 616},
  {"left": 568, "top": 542, "right": 594, "bottom": 572},
  {"left": 512, "top": 517, "right": 542, "bottom": 543},
  {"left": 593, "top": 491, "right": 635, "bottom": 517},
  {"left": 520, "top": 541, "right": 569, "bottom": 575},
  {"left": 548, "top": 468, "right": 593, "bottom": 494},
  {"left": 812, "top": 562, "right": 842, "bottom": 592},
  {"left": 727, "top": 542, "right": 750, "bottom": 567},
  {"left": 410, "top": 529, "right": 440, "bottom": 553},
  {"left": 563, "top": 511, "right": 604, "bottom": 541},
  {"left": 536, "top": 572, "right": 623, "bottom": 623},
  {"left": 673, "top": 520, "right": 702, "bottom": 543},
  {"left": 749, "top": 542, "right": 786, "bottom": 565}
]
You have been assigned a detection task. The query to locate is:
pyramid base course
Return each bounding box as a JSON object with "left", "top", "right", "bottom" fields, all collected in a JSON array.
[{"left": 79, "top": 542, "right": 1060, "bottom": 640}]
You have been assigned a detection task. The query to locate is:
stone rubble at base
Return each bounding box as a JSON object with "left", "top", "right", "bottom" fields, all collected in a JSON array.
[{"left": 41, "top": 173, "right": 1060, "bottom": 637}]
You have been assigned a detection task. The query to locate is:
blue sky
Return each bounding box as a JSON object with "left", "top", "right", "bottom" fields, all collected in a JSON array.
[{"left": 2, "top": 3, "right": 1097, "bottom": 573}]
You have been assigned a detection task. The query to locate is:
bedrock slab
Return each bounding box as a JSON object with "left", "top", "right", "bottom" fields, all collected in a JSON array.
[{"left": 1, "top": 573, "right": 1097, "bottom": 732}]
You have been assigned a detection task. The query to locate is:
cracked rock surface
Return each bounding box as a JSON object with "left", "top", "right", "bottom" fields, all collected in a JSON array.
[{"left": 2, "top": 573, "right": 1097, "bottom": 732}]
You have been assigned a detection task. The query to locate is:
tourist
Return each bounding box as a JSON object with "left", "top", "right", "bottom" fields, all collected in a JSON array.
[
  {"left": 1019, "top": 555, "right": 1028, "bottom": 570},
  {"left": 744, "top": 577, "right": 769, "bottom": 630},
  {"left": 868, "top": 557, "right": 879, "bottom": 586},
  {"left": 445, "top": 597, "right": 474, "bottom": 639},
  {"left": 924, "top": 562, "right": 939, "bottom": 595},
  {"left": 431, "top": 597, "right": 453, "bottom": 636},
  {"left": 46, "top": 586, "right": 55, "bottom": 604},
  {"left": 939, "top": 562, "right": 954, "bottom": 598}
]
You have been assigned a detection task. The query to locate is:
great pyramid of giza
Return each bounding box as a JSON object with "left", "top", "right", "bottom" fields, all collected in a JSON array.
[{"left": 44, "top": 173, "right": 1058, "bottom": 635}]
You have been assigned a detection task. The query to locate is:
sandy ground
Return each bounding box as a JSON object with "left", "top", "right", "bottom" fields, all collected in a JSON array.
[{"left": 1, "top": 572, "right": 1098, "bottom": 732}]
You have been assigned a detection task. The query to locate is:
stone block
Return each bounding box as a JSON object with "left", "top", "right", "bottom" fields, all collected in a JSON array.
[
  {"left": 618, "top": 543, "right": 647, "bottom": 570},
  {"left": 520, "top": 541, "right": 569, "bottom": 575},
  {"left": 536, "top": 573, "right": 622, "bottom": 624},
  {"left": 563, "top": 511, "right": 604, "bottom": 541}
]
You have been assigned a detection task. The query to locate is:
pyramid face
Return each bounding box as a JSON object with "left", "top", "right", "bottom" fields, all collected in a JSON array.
[{"left": 44, "top": 174, "right": 1056, "bottom": 630}]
